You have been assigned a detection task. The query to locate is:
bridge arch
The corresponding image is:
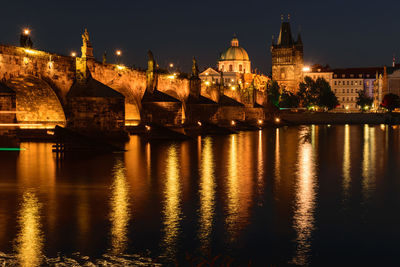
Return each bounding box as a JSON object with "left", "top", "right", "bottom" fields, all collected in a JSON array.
[{"left": 6, "top": 75, "right": 66, "bottom": 128}]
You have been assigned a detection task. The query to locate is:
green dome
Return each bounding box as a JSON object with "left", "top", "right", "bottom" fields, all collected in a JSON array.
[{"left": 220, "top": 36, "right": 250, "bottom": 61}]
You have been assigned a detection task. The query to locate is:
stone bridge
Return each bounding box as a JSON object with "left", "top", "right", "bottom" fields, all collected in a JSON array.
[{"left": 0, "top": 44, "right": 192, "bottom": 128}]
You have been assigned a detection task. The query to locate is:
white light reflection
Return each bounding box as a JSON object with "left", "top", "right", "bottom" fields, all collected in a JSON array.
[
  {"left": 198, "top": 137, "right": 215, "bottom": 251},
  {"left": 110, "top": 160, "right": 130, "bottom": 254},
  {"left": 291, "top": 127, "right": 317, "bottom": 266},
  {"left": 343, "top": 125, "right": 351, "bottom": 198},
  {"left": 362, "top": 125, "right": 376, "bottom": 201},
  {"left": 162, "top": 145, "right": 182, "bottom": 258},
  {"left": 15, "top": 191, "right": 43, "bottom": 267}
]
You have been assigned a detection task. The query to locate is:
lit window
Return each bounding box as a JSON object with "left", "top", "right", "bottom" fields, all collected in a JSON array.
[
  {"left": 229, "top": 65, "right": 233, "bottom": 72},
  {"left": 239, "top": 65, "right": 243, "bottom": 71}
]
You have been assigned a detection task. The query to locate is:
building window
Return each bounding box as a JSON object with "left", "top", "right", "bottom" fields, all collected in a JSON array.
[
  {"left": 343, "top": 97, "right": 345, "bottom": 101},
  {"left": 347, "top": 89, "right": 349, "bottom": 93},
  {"left": 351, "top": 81, "right": 353, "bottom": 85},
  {"left": 229, "top": 65, "right": 233, "bottom": 72},
  {"left": 351, "top": 89, "right": 353, "bottom": 93},
  {"left": 334, "top": 81, "right": 337, "bottom": 85},
  {"left": 338, "top": 81, "right": 341, "bottom": 85},
  {"left": 334, "top": 89, "right": 337, "bottom": 93},
  {"left": 239, "top": 65, "right": 242, "bottom": 72},
  {"left": 347, "top": 81, "right": 349, "bottom": 85},
  {"left": 221, "top": 65, "right": 224, "bottom": 71},
  {"left": 343, "top": 89, "right": 345, "bottom": 93}
]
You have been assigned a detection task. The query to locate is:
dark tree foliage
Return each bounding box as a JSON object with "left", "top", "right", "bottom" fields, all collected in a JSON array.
[
  {"left": 280, "top": 89, "right": 300, "bottom": 108},
  {"left": 266, "top": 80, "right": 281, "bottom": 107},
  {"left": 297, "top": 77, "right": 338, "bottom": 110},
  {"left": 381, "top": 93, "right": 400, "bottom": 112},
  {"left": 356, "top": 90, "right": 373, "bottom": 111}
]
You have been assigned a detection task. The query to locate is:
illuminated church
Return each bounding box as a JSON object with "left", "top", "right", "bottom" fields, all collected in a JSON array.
[{"left": 200, "top": 35, "right": 268, "bottom": 90}]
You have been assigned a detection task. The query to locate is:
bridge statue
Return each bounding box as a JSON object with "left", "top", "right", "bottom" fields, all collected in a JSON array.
[
  {"left": 146, "top": 50, "right": 157, "bottom": 93},
  {"left": 81, "top": 29, "right": 94, "bottom": 59}
]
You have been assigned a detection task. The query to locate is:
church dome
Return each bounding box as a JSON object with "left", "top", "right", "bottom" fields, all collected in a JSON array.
[{"left": 220, "top": 36, "right": 250, "bottom": 61}]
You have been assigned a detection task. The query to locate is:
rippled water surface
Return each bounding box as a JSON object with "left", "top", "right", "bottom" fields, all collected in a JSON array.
[{"left": 1, "top": 125, "right": 400, "bottom": 266}]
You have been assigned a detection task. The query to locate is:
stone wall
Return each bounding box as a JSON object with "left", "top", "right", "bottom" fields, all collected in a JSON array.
[
  {"left": 67, "top": 97, "right": 125, "bottom": 131},
  {"left": 215, "top": 106, "right": 245, "bottom": 124},
  {"left": 0, "top": 92, "right": 16, "bottom": 124},
  {"left": 141, "top": 102, "right": 183, "bottom": 126}
]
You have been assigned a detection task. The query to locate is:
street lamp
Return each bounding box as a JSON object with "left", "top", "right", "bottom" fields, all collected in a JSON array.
[
  {"left": 70, "top": 51, "right": 77, "bottom": 57},
  {"left": 23, "top": 28, "right": 30, "bottom": 35}
]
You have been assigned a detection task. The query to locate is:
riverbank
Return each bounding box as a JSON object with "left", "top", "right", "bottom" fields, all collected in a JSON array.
[{"left": 279, "top": 112, "right": 400, "bottom": 125}]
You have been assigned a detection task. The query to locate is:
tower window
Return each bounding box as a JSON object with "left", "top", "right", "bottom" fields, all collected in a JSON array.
[
  {"left": 239, "top": 65, "right": 242, "bottom": 71},
  {"left": 221, "top": 65, "right": 224, "bottom": 71},
  {"left": 229, "top": 65, "right": 233, "bottom": 72}
]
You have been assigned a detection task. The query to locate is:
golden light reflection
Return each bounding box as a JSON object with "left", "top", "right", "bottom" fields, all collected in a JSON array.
[
  {"left": 162, "top": 145, "right": 182, "bottom": 258},
  {"left": 198, "top": 137, "right": 215, "bottom": 250},
  {"left": 110, "top": 160, "right": 130, "bottom": 254},
  {"left": 226, "top": 134, "right": 239, "bottom": 241},
  {"left": 343, "top": 125, "right": 351, "bottom": 197},
  {"left": 275, "top": 128, "right": 281, "bottom": 185},
  {"left": 291, "top": 127, "right": 317, "bottom": 266},
  {"left": 362, "top": 125, "right": 376, "bottom": 200},
  {"left": 16, "top": 191, "right": 43, "bottom": 267},
  {"left": 257, "top": 130, "right": 264, "bottom": 203}
]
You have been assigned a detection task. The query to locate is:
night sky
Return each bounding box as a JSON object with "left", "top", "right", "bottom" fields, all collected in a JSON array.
[{"left": 1, "top": 0, "right": 399, "bottom": 74}]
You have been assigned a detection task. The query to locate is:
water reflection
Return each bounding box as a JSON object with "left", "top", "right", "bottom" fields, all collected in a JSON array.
[
  {"left": 226, "top": 134, "right": 239, "bottom": 241},
  {"left": 343, "top": 125, "right": 351, "bottom": 197},
  {"left": 257, "top": 130, "right": 264, "bottom": 204},
  {"left": 362, "top": 125, "right": 376, "bottom": 201},
  {"left": 275, "top": 128, "right": 281, "bottom": 185},
  {"left": 110, "top": 160, "right": 130, "bottom": 254},
  {"left": 15, "top": 191, "right": 43, "bottom": 267},
  {"left": 291, "top": 127, "right": 317, "bottom": 265},
  {"left": 162, "top": 145, "right": 182, "bottom": 258},
  {"left": 198, "top": 137, "right": 215, "bottom": 251}
]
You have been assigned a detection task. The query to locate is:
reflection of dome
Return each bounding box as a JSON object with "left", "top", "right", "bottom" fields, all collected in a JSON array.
[{"left": 220, "top": 36, "right": 250, "bottom": 61}]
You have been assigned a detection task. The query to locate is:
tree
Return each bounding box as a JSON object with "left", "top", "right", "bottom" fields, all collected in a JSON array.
[
  {"left": 381, "top": 93, "right": 400, "bottom": 112},
  {"left": 266, "top": 80, "right": 280, "bottom": 107},
  {"left": 356, "top": 90, "right": 373, "bottom": 111},
  {"left": 280, "top": 89, "right": 300, "bottom": 108},
  {"left": 297, "top": 76, "right": 319, "bottom": 109},
  {"left": 297, "top": 77, "right": 338, "bottom": 110},
  {"left": 317, "top": 78, "right": 339, "bottom": 110}
]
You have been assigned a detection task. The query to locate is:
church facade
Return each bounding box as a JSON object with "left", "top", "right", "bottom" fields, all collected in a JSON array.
[{"left": 271, "top": 19, "right": 304, "bottom": 92}]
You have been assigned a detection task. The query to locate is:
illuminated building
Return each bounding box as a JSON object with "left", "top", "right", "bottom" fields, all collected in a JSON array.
[{"left": 271, "top": 17, "right": 304, "bottom": 92}]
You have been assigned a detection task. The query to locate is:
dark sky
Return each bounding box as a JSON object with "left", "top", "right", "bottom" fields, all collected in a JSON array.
[{"left": 1, "top": 0, "right": 399, "bottom": 74}]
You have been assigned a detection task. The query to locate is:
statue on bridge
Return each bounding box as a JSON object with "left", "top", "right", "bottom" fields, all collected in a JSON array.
[
  {"left": 81, "top": 29, "right": 94, "bottom": 59},
  {"left": 146, "top": 50, "right": 157, "bottom": 94}
]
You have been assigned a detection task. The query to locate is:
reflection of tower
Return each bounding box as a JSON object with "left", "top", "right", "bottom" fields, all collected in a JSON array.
[{"left": 271, "top": 16, "right": 304, "bottom": 92}]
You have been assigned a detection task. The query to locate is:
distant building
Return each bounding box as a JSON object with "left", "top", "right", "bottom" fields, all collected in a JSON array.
[
  {"left": 271, "top": 18, "right": 304, "bottom": 92},
  {"left": 304, "top": 65, "right": 384, "bottom": 111},
  {"left": 331, "top": 68, "right": 383, "bottom": 111}
]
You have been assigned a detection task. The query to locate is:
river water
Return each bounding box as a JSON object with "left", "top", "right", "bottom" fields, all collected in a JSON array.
[{"left": 0, "top": 125, "right": 400, "bottom": 266}]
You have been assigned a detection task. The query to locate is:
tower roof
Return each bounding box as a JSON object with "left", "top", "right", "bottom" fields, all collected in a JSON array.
[{"left": 277, "top": 22, "right": 294, "bottom": 46}]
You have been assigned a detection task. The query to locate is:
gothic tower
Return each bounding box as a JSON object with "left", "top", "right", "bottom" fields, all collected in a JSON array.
[{"left": 271, "top": 17, "right": 304, "bottom": 92}]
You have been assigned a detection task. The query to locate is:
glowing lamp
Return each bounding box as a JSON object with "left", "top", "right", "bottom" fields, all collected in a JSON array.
[
  {"left": 23, "top": 29, "right": 30, "bottom": 35},
  {"left": 231, "top": 120, "right": 236, "bottom": 126},
  {"left": 145, "top": 125, "right": 151, "bottom": 131},
  {"left": 197, "top": 121, "right": 202, "bottom": 126},
  {"left": 231, "top": 86, "right": 236, "bottom": 91},
  {"left": 275, "top": 117, "right": 281, "bottom": 123},
  {"left": 71, "top": 52, "right": 77, "bottom": 57},
  {"left": 169, "top": 63, "right": 174, "bottom": 68},
  {"left": 258, "top": 119, "right": 263, "bottom": 125},
  {"left": 302, "top": 66, "right": 311, "bottom": 72},
  {"left": 116, "top": 50, "right": 122, "bottom": 56}
]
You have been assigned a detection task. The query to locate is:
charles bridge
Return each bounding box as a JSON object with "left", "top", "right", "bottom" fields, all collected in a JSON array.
[{"left": 0, "top": 30, "right": 271, "bottom": 134}]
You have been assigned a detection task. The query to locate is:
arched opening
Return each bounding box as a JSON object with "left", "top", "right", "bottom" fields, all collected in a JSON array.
[{"left": 6, "top": 75, "right": 66, "bottom": 128}]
